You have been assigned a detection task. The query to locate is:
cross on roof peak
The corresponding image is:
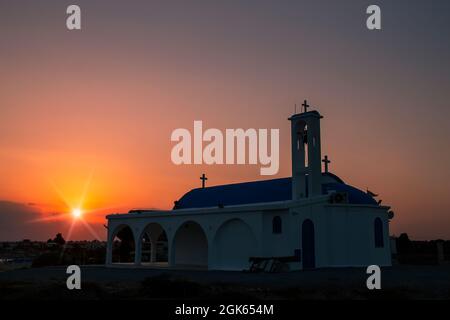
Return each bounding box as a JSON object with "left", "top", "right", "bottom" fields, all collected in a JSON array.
[
  {"left": 200, "top": 173, "right": 208, "bottom": 189},
  {"left": 322, "top": 155, "right": 331, "bottom": 173}
]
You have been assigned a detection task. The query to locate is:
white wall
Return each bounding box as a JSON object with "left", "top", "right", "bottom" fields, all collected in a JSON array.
[
  {"left": 261, "top": 210, "right": 292, "bottom": 257},
  {"left": 323, "top": 205, "right": 392, "bottom": 267}
]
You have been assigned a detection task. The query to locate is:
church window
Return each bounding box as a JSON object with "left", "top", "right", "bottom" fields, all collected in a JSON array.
[
  {"left": 374, "top": 217, "right": 384, "bottom": 248},
  {"left": 272, "top": 216, "right": 282, "bottom": 234}
]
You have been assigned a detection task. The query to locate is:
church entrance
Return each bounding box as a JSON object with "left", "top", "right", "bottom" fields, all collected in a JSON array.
[
  {"left": 140, "top": 223, "right": 168, "bottom": 266},
  {"left": 212, "top": 219, "right": 257, "bottom": 271},
  {"left": 302, "top": 219, "right": 316, "bottom": 269},
  {"left": 172, "top": 221, "right": 208, "bottom": 268}
]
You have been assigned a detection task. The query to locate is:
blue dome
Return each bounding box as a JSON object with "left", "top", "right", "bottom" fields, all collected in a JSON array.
[
  {"left": 322, "top": 183, "right": 378, "bottom": 206},
  {"left": 174, "top": 173, "right": 377, "bottom": 209}
]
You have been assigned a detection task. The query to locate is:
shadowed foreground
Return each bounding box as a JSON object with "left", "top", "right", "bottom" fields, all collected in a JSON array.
[{"left": 0, "top": 265, "right": 449, "bottom": 300}]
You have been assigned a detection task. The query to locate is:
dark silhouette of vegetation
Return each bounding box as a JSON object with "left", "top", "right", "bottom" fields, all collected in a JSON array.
[
  {"left": 395, "top": 233, "right": 449, "bottom": 265},
  {"left": 53, "top": 233, "right": 66, "bottom": 246},
  {"left": 24, "top": 233, "right": 106, "bottom": 268},
  {"left": 31, "top": 243, "right": 106, "bottom": 268}
]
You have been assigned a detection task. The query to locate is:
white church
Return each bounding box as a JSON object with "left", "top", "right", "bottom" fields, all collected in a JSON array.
[{"left": 105, "top": 102, "right": 393, "bottom": 271}]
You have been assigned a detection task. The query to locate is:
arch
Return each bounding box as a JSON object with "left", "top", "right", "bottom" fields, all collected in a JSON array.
[
  {"left": 111, "top": 224, "right": 135, "bottom": 264},
  {"left": 302, "top": 219, "right": 315, "bottom": 269},
  {"left": 139, "top": 222, "right": 168, "bottom": 264},
  {"left": 212, "top": 218, "right": 257, "bottom": 270},
  {"left": 172, "top": 221, "right": 208, "bottom": 268},
  {"left": 374, "top": 217, "right": 384, "bottom": 248},
  {"left": 294, "top": 121, "right": 307, "bottom": 151},
  {"left": 272, "top": 216, "right": 282, "bottom": 234}
]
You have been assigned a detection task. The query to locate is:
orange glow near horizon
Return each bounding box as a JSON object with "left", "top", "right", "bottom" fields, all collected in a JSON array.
[{"left": 22, "top": 171, "right": 109, "bottom": 241}]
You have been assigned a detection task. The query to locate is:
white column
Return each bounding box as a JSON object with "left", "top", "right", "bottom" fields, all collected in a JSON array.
[
  {"left": 134, "top": 233, "right": 142, "bottom": 266},
  {"left": 150, "top": 239, "right": 157, "bottom": 263},
  {"left": 106, "top": 226, "right": 113, "bottom": 265}
]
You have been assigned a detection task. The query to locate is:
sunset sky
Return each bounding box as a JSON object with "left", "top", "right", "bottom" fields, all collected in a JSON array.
[{"left": 0, "top": 0, "right": 449, "bottom": 241}]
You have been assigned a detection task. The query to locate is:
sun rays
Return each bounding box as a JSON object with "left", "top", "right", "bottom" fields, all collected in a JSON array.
[{"left": 29, "top": 169, "right": 102, "bottom": 242}]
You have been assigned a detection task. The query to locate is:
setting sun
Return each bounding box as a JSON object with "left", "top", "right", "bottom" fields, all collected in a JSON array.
[{"left": 72, "top": 208, "right": 82, "bottom": 219}]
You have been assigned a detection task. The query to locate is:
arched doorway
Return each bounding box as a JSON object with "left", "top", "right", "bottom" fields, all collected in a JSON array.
[
  {"left": 140, "top": 223, "right": 168, "bottom": 265},
  {"left": 302, "top": 219, "right": 315, "bottom": 269},
  {"left": 172, "top": 221, "right": 208, "bottom": 268},
  {"left": 111, "top": 225, "right": 135, "bottom": 264},
  {"left": 212, "top": 219, "right": 257, "bottom": 270}
]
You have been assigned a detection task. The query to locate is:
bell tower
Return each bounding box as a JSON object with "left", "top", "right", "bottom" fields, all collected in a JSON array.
[{"left": 289, "top": 100, "right": 323, "bottom": 200}]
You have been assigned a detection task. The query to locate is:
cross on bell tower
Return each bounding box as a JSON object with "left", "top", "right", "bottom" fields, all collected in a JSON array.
[
  {"left": 200, "top": 173, "right": 208, "bottom": 189},
  {"left": 302, "top": 100, "right": 310, "bottom": 113},
  {"left": 322, "top": 155, "right": 331, "bottom": 173}
]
